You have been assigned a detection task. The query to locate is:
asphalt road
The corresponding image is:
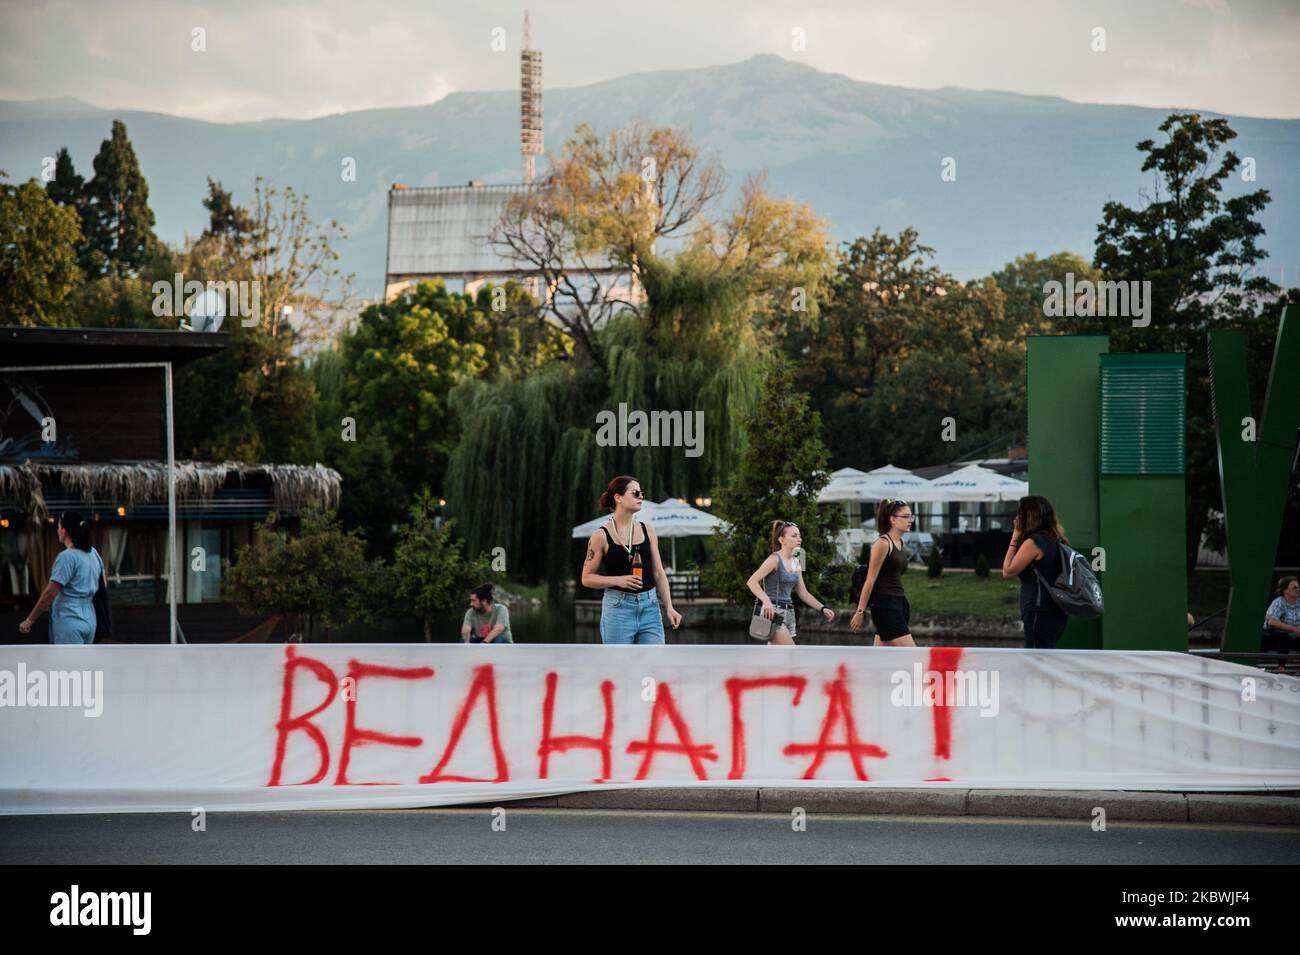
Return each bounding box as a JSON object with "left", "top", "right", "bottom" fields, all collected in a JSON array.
[{"left": 3, "top": 809, "right": 1298, "bottom": 864}]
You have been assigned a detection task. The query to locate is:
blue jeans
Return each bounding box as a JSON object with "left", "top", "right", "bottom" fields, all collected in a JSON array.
[{"left": 600, "top": 588, "right": 665, "bottom": 645}]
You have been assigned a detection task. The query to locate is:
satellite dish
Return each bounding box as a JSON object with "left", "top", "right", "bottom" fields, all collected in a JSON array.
[{"left": 186, "top": 287, "right": 226, "bottom": 332}]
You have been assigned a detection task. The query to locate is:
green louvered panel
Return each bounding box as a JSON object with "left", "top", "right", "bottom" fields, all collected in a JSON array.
[{"left": 1098, "top": 354, "right": 1186, "bottom": 475}]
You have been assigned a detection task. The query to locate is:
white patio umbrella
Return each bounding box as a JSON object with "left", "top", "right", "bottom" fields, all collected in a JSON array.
[
  {"left": 571, "top": 498, "right": 727, "bottom": 569},
  {"left": 818, "top": 464, "right": 942, "bottom": 503},
  {"left": 925, "top": 464, "right": 1029, "bottom": 502}
]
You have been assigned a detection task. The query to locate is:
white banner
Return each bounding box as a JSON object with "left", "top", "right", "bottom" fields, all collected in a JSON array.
[{"left": 1, "top": 645, "right": 1297, "bottom": 814}]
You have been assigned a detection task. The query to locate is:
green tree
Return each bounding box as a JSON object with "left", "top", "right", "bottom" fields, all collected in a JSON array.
[
  {"left": 451, "top": 124, "right": 828, "bottom": 591},
  {"left": 1067, "top": 112, "right": 1276, "bottom": 569},
  {"left": 991, "top": 252, "right": 1100, "bottom": 328},
  {"left": 175, "top": 320, "right": 321, "bottom": 462},
  {"left": 172, "top": 180, "right": 333, "bottom": 464},
  {"left": 784, "top": 228, "right": 1025, "bottom": 469},
  {"left": 202, "top": 177, "right": 255, "bottom": 242},
  {"left": 445, "top": 261, "right": 767, "bottom": 591},
  {"left": 391, "top": 490, "right": 492, "bottom": 641},
  {"left": 81, "top": 120, "right": 158, "bottom": 278},
  {"left": 338, "top": 279, "right": 565, "bottom": 524},
  {"left": 0, "top": 174, "right": 84, "bottom": 326},
  {"left": 224, "top": 504, "right": 388, "bottom": 642},
  {"left": 705, "top": 356, "right": 842, "bottom": 605},
  {"left": 308, "top": 348, "right": 404, "bottom": 553},
  {"left": 493, "top": 123, "right": 832, "bottom": 368},
  {"left": 44, "top": 148, "right": 85, "bottom": 211}
]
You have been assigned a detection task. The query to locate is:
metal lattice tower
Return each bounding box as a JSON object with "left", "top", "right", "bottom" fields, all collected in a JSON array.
[{"left": 520, "top": 11, "right": 543, "bottom": 183}]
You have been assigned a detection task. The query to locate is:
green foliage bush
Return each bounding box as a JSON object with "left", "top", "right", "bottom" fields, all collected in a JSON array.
[
  {"left": 224, "top": 503, "right": 388, "bottom": 641},
  {"left": 927, "top": 540, "right": 944, "bottom": 578},
  {"left": 705, "top": 356, "right": 842, "bottom": 604},
  {"left": 817, "top": 562, "right": 854, "bottom": 607},
  {"left": 391, "top": 489, "right": 492, "bottom": 641}
]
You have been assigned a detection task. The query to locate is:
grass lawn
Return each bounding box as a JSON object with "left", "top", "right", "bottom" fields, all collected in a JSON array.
[
  {"left": 890, "top": 569, "right": 1236, "bottom": 621},
  {"left": 502, "top": 579, "right": 549, "bottom": 602},
  {"left": 902, "top": 571, "right": 1021, "bottom": 619}
]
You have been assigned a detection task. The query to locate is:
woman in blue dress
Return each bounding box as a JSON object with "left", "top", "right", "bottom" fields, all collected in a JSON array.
[{"left": 18, "top": 510, "right": 106, "bottom": 644}]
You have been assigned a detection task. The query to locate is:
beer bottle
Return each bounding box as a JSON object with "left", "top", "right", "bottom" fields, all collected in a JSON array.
[{"left": 631, "top": 549, "right": 643, "bottom": 581}]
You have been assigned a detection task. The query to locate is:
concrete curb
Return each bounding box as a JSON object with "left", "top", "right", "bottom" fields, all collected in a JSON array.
[
  {"left": 1187, "top": 794, "right": 1300, "bottom": 825},
  {"left": 759, "top": 787, "right": 969, "bottom": 816},
  {"left": 967, "top": 789, "right": 1188, "bottom": 822},
  {"left": 454, "top": 788, "right": 1300, "bottom": 826}
]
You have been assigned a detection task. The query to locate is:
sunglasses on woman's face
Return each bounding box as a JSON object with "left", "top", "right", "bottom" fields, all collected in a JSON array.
[{"left": 623, "top": 489, "right": 643, "bottom": 499}]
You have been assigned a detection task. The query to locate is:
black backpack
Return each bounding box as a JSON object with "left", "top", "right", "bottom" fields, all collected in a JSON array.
[{"left": 1033, "top": 541, "right": 1104, "bottom": 619}]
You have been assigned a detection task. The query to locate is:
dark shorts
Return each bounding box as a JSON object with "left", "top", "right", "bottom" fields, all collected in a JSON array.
[
  {"left": 1262, "top": 628, "right": 1298, "bottom": 653},
  {"left": 869, "top": 595, "right": 911, "bottom": 641}
]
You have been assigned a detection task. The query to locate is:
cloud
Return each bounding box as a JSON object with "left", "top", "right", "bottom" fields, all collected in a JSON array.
[{"left": 0, "top": 0, "right": 1296, "bottom": 121}]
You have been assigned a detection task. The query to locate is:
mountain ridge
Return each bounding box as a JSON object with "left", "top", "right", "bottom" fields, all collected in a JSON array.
[{"left": 3, "top": 54, "right": 1296, "bottom": 296}]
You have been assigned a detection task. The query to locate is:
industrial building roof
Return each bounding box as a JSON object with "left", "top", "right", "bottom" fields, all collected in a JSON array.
[
  {"left": 385, "top": 183, "right": 534, "bottom": 279},
  {"left": 384, "top": 182, "right": 622, "bottom": 280}
]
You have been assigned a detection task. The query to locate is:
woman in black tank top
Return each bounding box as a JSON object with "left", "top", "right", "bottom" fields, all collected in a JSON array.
[
  {"left": 849, "top": 499, "right": 916, "bottom": 646},
  {"left": 580, "top": 475, "right": 683, "bottom": 644},
  {"left": 598, "top": 524, "right": 656, "bottom": 592}
]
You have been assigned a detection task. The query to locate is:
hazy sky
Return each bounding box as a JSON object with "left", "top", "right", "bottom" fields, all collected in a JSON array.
[{"left": 2, "top": 0, "right": 1297, "bottom": 121}]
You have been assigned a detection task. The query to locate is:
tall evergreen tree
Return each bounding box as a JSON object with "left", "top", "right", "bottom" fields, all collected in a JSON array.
[
  {"left": 202, "top": 177, "right": 254, "bottom": 242},
  {"left": 44, "top": 147, "right": 85, "bottom": 209},
  {"left": 704, "top": 355, "right": 842, "bottom": 605},
  {"left": 81, "top": 120, "right": 158, "bottom": 277}
]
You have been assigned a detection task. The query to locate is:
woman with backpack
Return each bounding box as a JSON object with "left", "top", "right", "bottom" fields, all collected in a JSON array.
[
  {"left": 746, "top": 520, "right": 835, "bottom": 645},
  {"left": 1002, "top": 495, "right": 1069, "bottom": 649},
  {"left": 849, "top": 499, "right": 916, "bottom": 646},
  {"left": 17, "top": 510, "right": 107, "bottom": 645}
]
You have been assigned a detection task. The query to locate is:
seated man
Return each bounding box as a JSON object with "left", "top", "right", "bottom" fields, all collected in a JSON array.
[
  {"left": 1261, "top": 576, "right": 1300, "bottom": 653},
  {"left": 461, "top": 583, "right": 513, "bottom": 644}
]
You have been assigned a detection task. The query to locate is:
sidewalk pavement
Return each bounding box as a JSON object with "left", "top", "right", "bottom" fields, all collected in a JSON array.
[{"left": 456, "top": 788, "right": 1300, "bottom": 826}]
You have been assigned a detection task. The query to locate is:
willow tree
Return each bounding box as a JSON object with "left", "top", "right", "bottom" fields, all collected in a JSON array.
[
  {"left": 456, "top": 123, "right": 833, "bottom": 590},
  {"left": 447, "top": 255, "right": 773, "bottom": 590}
]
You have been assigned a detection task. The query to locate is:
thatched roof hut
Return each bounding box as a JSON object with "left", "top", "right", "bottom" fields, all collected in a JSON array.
[{"left": 0, "top": 461, "right": 342, "bottom": 525}]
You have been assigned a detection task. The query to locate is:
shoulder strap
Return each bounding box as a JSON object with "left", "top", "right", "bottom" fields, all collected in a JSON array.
[{"left": 600, "top": 525, "right": 614, "bottom": 547}]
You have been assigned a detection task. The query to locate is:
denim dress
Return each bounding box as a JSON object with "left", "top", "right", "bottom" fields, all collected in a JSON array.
[{"left": 49, "top": 547, "right": 102, "bottom": 645}]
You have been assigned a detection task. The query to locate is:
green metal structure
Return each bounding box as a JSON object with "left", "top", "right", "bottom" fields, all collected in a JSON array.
[
  {"left": 1208, "top": 305, "right": 1300, "bottom": 653},
  {"left": 1027, "top": 336, "right": 1108, "bottom": 648},
  {"left": 1097, "top": 353, "right": 1187, "bottom": 650}
]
